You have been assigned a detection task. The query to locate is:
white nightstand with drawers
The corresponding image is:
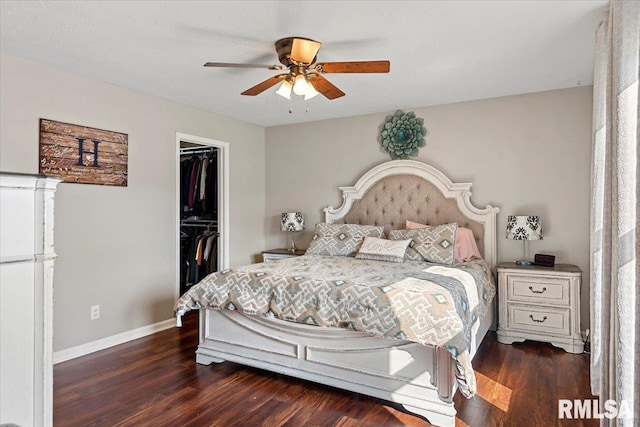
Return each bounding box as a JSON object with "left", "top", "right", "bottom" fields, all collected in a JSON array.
[
  {"left": 261, "top": 248, "right": 305, "bottom": 263},
  {"left": 496, "top": 262, "right": 584, "bottom": 354}
]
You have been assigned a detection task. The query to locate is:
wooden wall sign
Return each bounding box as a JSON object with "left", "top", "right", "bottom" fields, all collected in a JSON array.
[{"left": 39, "top": 119, "right": 128, "bottom": 186}]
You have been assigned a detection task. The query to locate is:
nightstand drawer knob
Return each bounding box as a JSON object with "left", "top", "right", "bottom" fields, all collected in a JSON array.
[
  {"left": 528, "top": 286, "right": 547, "bottom": 294},
  {"left": 529, "top": 314, "right": 548, "bottom": 323}
]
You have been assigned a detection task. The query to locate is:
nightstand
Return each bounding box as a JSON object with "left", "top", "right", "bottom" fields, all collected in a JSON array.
[
  {"left": 261, "top": 248, "right": 305, "bottom": 262},
  {"left": 496, "top": 262, "right": 584, "bottom": 353}
]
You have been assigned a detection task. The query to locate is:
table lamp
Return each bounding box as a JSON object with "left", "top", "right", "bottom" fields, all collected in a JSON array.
[
  {"left": 506, "top": 215, "right": 543, "bottom": 265},
  {"left": 281, "top": 212, "right": 304, "bottom": 252}
]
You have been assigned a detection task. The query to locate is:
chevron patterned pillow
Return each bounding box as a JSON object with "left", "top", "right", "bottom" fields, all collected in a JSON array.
[
  {"left": 306, "top": 223, "right": 384, "bottom": 257},
  {"left": 389, "top": 223, "right": 458, "bottom": 265}
]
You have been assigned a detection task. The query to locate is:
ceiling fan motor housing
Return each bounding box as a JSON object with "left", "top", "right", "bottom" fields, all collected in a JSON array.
[{"left": 275, "top": 37, "right": 319, "bottom": 66}]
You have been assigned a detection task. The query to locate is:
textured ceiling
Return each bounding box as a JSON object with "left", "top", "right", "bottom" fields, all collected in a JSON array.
[{"left": 0, "top": 1, "right": 607, "bottom": 127}]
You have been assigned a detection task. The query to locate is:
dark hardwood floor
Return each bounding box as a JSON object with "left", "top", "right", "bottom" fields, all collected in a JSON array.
[{"left": 54, "top": 311, "right": 597, "bottom": 426}]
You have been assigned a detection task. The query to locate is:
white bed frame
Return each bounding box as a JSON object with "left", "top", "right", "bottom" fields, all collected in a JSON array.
[{"left": 195, "top": 160, "right": 499, "bottom": 427}]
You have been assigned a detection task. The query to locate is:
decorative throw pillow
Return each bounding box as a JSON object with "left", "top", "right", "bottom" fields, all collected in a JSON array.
[
  {"left": 405, "top": 220, "right": 481, "bottom": 263},
  {"left": 306, "top": 223, "right": 384, "bottom": 257},
  {"left": 355, "top": 236, "right": 412, "bottom": 263},
  {"left": 454, "top": 227, "right": 482, "bottom": 262},
  {"left": 388, "top": 228, "right": 428, "bottom": 261},
  {"left": 389, "top": 223, "right": 458, "bottom": 264},
  {"left": 406, "top": 219, "right": 428, "bottom": 230}
]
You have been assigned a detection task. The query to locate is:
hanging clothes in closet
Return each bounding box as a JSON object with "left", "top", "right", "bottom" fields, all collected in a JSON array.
[
  {"left": 180, "top": 228, "right": 217, "bottom": 294},
  {"left": 179, "top": 147, "right": 218, "bottom": 295},
  {"left": 180, "top": 150, "right": 218, "bottom": 220}
]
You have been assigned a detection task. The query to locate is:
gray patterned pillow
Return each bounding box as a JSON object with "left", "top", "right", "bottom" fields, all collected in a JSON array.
[
  {"left": 306, "top": 223, "right": 384, "bottom": 256},
  {"left": 389, "top": 223, "right": 458, "bottom": 264},
  {"left": 355, "top": 236, "right": 412, "bottom": 263}
]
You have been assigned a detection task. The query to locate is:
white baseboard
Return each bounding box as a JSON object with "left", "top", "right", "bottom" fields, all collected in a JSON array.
[{"left": 53, "top": 318, "right": 176, "bottom": 364}]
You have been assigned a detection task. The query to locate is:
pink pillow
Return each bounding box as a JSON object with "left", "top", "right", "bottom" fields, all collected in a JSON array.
[
  {"left": 405, "top": 220, "right": 481, "bottom": 263},
  {"left": 405, "top": 220, "right": 428, "bottom": 230}
]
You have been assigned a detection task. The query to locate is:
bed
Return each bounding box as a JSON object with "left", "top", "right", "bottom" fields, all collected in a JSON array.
[{"left": 174, "top": 160, "right": 499, "bottom": 427}]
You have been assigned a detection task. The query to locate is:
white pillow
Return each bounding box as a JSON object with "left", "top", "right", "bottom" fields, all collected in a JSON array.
[{"left": 355, "top": 236, "right": 412, "bottom": 263}]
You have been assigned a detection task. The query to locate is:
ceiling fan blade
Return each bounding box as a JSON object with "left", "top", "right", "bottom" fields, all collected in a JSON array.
[
  {"left": 314, "top": 60, "right": 390, "bottom": 74},
  {"left": 204, "top": 62, "right": 284, "bottom": 70},
  {"left": 290, "top": 38, "right": 322, "bottom": 64},
  {"left": 308, "top": 74, "right": 345, "bottom": 100},
  {"left": 241, "top": 74, "right": 288, "bottom": 96}
]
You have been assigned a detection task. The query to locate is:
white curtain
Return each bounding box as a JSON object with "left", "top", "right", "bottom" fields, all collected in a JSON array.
[{"left": 590, "top": 0, "right": 639, "bottom": 425}]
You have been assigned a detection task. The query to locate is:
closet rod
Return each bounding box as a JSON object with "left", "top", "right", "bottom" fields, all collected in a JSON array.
[
  {"left": 180, "top": 220, "right": 217, "bottom": 227},
  {"left": 180, "top": 146, "right": 216, "bottom": 155},
  {"left": 180, "top": 224, "right": 218, "bottom": 230}
]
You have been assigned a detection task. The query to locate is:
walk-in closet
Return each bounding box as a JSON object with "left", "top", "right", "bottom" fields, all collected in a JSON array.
[{"left": 179, "top": 142, "right": 219, "bottom": 296}]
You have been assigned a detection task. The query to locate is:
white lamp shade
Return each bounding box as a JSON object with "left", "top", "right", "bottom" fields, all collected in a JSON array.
[
  {"left": 281, "top": 212, "right": 304, "bottom": 232},
  {"left": 506, "top": 215, "right": 543, "bottom": 240},
  {"left": 292, "top": 74, "right": 309, "bottom": 95},
  {"left": 304, "top": 82, "right": 320, "bottom": 100},
  {"left": 275, "top": 80, "right": 293, "bottom": 99}
]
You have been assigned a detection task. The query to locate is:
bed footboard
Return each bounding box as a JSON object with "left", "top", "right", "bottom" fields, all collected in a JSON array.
[{"left": 196, "top": 309, "right": 457, "bottom": 427}]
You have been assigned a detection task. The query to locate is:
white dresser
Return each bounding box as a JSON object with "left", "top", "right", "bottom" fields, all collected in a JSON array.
[
  {"left": 496, "top": 262, "right": 584, "bottom": 354},
  {"left": 0, "top": 173, "right": 61, "bottom": 427}
]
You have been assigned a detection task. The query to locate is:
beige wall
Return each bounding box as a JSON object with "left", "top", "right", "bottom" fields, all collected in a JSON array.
[
  {"left": 0, "top": 51, "right": 593, "bottom": 349},
  {"left": 0, "top": 54, "right": 266, "bottom": 351},
  {"left": 265, "top": 86, "right": 593, "bottom": 329}
]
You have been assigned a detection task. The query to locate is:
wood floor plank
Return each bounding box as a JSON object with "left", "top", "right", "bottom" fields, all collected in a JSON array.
[{"left": 54, "top": 311, "right": 597, "bottom": 426}]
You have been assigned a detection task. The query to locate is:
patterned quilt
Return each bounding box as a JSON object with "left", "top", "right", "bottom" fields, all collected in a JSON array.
[{"left": 174, "top": 254, "right": 495, "bottom": 398}]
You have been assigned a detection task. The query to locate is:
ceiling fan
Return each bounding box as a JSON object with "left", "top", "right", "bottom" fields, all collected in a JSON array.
[{"left": 204, "top": 37, "right": 390, "bottom": 100}]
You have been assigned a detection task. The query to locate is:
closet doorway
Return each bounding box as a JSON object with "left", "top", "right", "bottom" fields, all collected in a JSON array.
[{"left": 176, "top": 132, "right": 229, "bottom": 298}]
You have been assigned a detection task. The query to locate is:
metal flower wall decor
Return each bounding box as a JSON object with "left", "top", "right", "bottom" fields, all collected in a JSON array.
[{"left": 379, "top": 110, "right": 427, "bottom": 160}]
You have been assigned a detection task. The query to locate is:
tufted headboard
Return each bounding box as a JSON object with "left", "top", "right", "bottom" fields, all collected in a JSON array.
[{"left": 324, "top": 160, "right": 500, "bottom": 266}]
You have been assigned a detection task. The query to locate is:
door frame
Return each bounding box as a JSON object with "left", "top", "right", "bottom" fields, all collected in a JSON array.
[{"left": 175, "top": 132, "right": 229, "bottom": 299}]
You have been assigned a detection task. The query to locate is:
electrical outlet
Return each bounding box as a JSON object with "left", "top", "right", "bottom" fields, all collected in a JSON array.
[{"left": 90, "top": 305, "right": 100, "bottom": 320}]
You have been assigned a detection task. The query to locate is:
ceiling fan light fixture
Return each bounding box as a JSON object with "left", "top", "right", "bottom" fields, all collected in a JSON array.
[
  {"left": 304, "top": 82, "right": 320, "bottom": 100},
  {"left": 275, "top": 79, "right": 293, "bottom": 99},
  {"left": 292, "top": 74, "right": 309, "bottom": 96}
]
